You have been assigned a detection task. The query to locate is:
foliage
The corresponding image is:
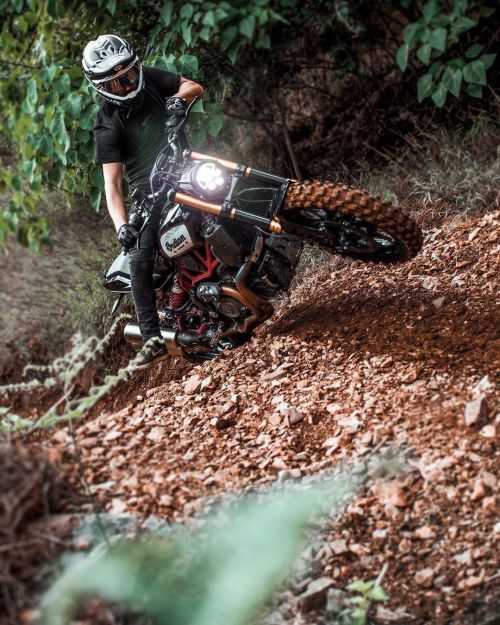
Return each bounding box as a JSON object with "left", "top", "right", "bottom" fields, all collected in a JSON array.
[
  {"left": 343, "top": 579, "right": 389, "bottom": 625},
  {"left": 0, "top": 312, "right": 133, "bottom": 431},
  {"left": 0, "top": 0, "right": 497, "bottom": 248},
  {"left": 0, "top": 0, "right": 285, "bottom": 248},
  {"left": 396, "top": 0, "right": 497, "bottom": 107},
  {"left": 356, "top": 114, "right": 500, "bottom": 224},
  {"left": 41, "top": 469, "right": 360, "bottom": 625}
]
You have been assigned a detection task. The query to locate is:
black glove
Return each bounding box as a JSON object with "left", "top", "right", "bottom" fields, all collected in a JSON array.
[
  {"left": 117, "top": 223, "right": 139, "bottom": 252},
  {"left": 165, "top": 96, "right": 188, "bottom": 117}
]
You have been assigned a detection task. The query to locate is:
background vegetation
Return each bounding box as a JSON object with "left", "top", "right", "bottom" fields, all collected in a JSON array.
[{"left": 0, "top": 0, "right": 497, "bottom": 247}]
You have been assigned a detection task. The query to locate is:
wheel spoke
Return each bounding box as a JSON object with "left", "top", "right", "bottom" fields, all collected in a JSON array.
[{"left": 285, "top": 210, "right": 401, "bottom": 260}]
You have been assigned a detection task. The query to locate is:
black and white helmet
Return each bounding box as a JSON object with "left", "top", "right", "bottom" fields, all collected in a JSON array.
[{"left": 82, "top": 34, "right": 144, "bottom": 107}]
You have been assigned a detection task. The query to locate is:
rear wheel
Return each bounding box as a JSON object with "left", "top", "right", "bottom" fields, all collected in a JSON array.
[{"left": 282, "top": 180, "right": 422, "bottom": 262}]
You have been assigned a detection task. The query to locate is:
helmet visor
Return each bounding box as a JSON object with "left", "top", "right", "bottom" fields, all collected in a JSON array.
[{"left": 97, "top": 63, "right": 140, "bottom": 97}]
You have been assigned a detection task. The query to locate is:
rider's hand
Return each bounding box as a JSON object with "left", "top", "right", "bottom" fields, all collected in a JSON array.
[
  {"left": 165, "top": 97, "right": 188, "bottom": 117},
  {"left": 117, "top": 223, "right": 139, "bottom": 252}
]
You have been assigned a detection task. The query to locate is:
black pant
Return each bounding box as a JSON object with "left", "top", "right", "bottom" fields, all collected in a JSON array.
[{"left": 128, "top": 202, "right": 164, "bottom": 341}]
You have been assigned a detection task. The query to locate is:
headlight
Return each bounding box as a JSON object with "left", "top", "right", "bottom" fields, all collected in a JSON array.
[{"left": 190, "top": 160, "right": 231, "bottom": 200}]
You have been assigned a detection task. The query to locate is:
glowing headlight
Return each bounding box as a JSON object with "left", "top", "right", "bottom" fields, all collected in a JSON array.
[{"left": 190, "top": 161, "right": 230, "bottom": 200}]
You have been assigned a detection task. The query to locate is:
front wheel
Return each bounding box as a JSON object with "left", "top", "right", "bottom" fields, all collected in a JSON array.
[{"left": 281, "top": 180, "right": 422, "bottom": 262}]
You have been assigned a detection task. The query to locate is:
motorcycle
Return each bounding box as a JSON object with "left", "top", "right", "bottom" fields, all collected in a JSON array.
[{"left": 103, "top": 98, "right": 422, "bottom": 360}]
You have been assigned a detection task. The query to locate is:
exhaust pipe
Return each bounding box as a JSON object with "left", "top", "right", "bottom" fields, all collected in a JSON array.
[{"left": 124, "top": 323, "right": 184, "bottom": 356}]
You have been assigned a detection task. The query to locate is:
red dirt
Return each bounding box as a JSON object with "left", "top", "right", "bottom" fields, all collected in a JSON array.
[{"left": 3, "top": 210, "right": 500, "bottom": 624}]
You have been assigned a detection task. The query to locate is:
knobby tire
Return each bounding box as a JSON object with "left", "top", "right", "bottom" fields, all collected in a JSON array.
[{"left": 283, "top": 180, "right": 423, "bottom": 262}]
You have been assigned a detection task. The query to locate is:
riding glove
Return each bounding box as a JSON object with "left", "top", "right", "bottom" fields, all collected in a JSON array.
[
  {"left": 117, "top": 223, "right": 139, "bottom": 251},
  {"left": 165, "top": 97, "right": 188, "bottom": 117}
]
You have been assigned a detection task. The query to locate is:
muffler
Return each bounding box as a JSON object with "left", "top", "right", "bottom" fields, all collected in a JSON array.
[{"left": 123, "top": 323, "right": 184, "bottom": 356}]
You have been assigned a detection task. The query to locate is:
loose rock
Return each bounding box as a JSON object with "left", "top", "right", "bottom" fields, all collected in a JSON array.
[
  {"left": 184, "top": 375, "right": 202, "bottom": 395},
  {"left": 464, "top": 396, "right": 488, "bottom": 426},
  {"left": 299, "top": 577, "right": 335, "bottom": 611},
  {"left": 415, "top": 567, "right": 434, "bottom": 588}
]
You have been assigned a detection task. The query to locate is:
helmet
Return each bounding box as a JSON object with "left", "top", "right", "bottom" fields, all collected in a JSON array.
[{"left": 82, "top": 34, "right": 144, "bottom": 108}]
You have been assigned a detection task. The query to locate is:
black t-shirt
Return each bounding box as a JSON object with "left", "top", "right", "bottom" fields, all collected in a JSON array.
[{"left": 94, "top": 66, "right": 180, "bottom": 192}]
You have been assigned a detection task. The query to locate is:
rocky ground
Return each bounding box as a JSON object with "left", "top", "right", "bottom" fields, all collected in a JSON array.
[{"left": 2, "top": 210, "right": 499, "bottom": 624}]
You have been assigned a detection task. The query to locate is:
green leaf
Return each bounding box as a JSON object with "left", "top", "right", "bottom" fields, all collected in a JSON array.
[
  {"left": 465, "top": 43, "right": 484, "bottom": 59},
  {"left": 21, "top": 98, "right": 35, "bottom": 115},
  {"left": 239, "top": 15, "right": 256, "bottom": 39},
  {"left": 447, "top": 57, "right": 465, "bottom": 69},
  {"left": 403, "top": 22, "right": 422, "bottom": 46},
  {"left": 199, "top": 26, "right": 211, "bottom": 42},
  {"left": 48, "top": 166, "right": 65, "bottom": 187},
  {"left": 160, "top": 1, "right": 173, "bottom": 26},
  {"left": 190, "top": 99, "right": 204, "bottom": 113},
  {"left": 79, "top": 113, "right": 95, "bottom": 131},
  {"left": 427, "top": 61, "right": 444, "bottom": 80},
  {"left": 256, "top": 32, "right": 271, "bottom": 49},
  {"left": 417, "top": 73, "right": 434, "bottom": 101},
  {"left": 451, "top": 0, "right": 467, "bottom": 16},
  {"left": 54, "top": 73, "right": 71, "bottom": 95},
  {"left": 21, "top": 159, "right": 36, "bottom": 184},
  {"left": 478, "top": 53, "right": 496, "bottom": 70},
  {"left": 180, "top": 3, "right": 193, "bottom": 19},
  {"left": 220, "top": 25, "right": 237, "bottom": 50},
  {"left": 47, "top": 0, "right": 58, "bottom": 17},
  {"left": 50, "top": 115, "right": 70, "bottom": 150},
  {"left": 202, "top": 9, "right": 215, "bottom": 27},
  {"left": 417, "top": 44, "right": 432, "bottom": 65},
  {"left": 423, "top": 0, "right": 440, "bottom": 23},
  {"left": 91, "top": 168, "right": 103, "bottom": 187},
  {"left": 348, "top": 596, "right": 366, "bottom": 606},
  {"left": 12, "top": 173, "right": 22, "bottom": 192},
  {"left": 442, "top": 67, "right": 462, "bottom": 97},
  {"left": 27, "top": 77, "right": 38, "bottom": 104},
  {"left": 432, "top": 14, "right": 450, "bottom": 27},
  {"left": 463, "top": 59, "right": 487, "bottom": 85},
  {"left": 106, "top": 0, "right": 116, "bottom": 14},
  {"left": 348, "top": 580, "right": 373, "bottom": 594},
  {"left": 63, "top": 93, "right": 82, "bottom": 118},
  {"left": 206, "top": 113, "right": 224, "bottom": 137},
  {"left": 37, "top": 136, "right": 54, "bottom": 156},
  {"left": 257, "top": 8, "right": 269, "bottom": 25},
  {"left": 366, "top": 586, "right": 389, "bottom": 601},
  {"left": 396, "top": 44, "right": 410, "bottom": 72},
  {"left": 90, "top": 187, "right": 102, "bottom": 211},
  {"left": 428, "top": 27, "right": 446, "bottom": 52},
  {"left": 466, "top": 83, "right": 483, "bottom": 98},
  {"left": 181, "top": 23, "right": 192, "bottom": 46},
  {"left": 178, "top": 54, "right": 198, "bottom": 74},
  {"left": 451, "top": 16, "right": 476, "bottom": 36},
  {"left": 431, "top": 82, "right": 447, "bottom": 107},
  {"left": 227, "top": 43, "right": 239, "bottom": 65}
]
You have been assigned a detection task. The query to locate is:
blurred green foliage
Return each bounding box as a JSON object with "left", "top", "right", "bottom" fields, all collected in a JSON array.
[{"left": 41, "top": 469, "right": 360, "bottom": 625}]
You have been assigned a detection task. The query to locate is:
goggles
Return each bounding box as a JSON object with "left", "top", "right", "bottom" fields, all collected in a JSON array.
[{"left": 96, "top": 62, "right": 141, "bottom": 97}]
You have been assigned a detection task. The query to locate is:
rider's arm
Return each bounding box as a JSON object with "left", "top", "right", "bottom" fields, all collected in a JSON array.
[
  {"left": 102, "top": 162, "right": 128, "bottom": 233},
  {"left": 174, "top": 76, "right": 204, "bottom": 101}
]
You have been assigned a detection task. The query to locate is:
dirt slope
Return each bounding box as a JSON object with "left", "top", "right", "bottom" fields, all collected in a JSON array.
[{"left": 36, "top": 211, "right": 500, "bottom": 623}]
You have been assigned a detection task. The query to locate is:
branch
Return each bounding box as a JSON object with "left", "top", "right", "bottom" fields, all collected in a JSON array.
[{"left": 0, "top": 59, "right": 40, "bottom": 69}]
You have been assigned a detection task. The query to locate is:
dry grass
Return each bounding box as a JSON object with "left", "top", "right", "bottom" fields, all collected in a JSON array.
[{"left": 353, "top": 115, "right": 500, "bottom": 226}]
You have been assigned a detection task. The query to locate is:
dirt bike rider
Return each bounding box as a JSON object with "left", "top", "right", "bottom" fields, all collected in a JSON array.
[{"left": 82, "top": 34, "right": 204, "bottom": 370}]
